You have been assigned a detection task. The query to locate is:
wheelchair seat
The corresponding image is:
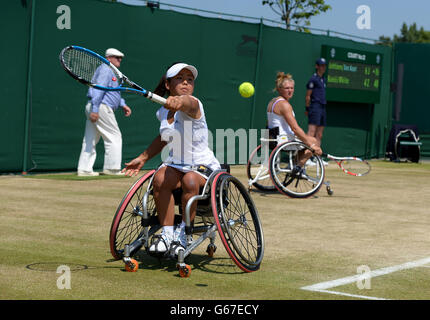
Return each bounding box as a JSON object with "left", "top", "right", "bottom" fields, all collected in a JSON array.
[
  {"left": 171, "top": 163, "right": 231, "bottom": 210},
  {"left": 172, "top": 187, "right": 211, "bottom": 209}
]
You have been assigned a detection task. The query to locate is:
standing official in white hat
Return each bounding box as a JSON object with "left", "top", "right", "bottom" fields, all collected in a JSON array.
[{"left": 77, "top": 48, "right": 132, "bottom": 176}]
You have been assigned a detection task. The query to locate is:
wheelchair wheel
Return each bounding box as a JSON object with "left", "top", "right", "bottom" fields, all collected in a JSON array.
[
  {"left": 211, "top": 172, "right": 264, "bottom": 272},
  {"left": 109, "top": 170, "right": 156, "bottom": 260},
  {"left": 269, "top": 141, "right": 325, "bottom": 198},
  {"left": 247, "top": 144, "right": 276, "bottom": 191}
]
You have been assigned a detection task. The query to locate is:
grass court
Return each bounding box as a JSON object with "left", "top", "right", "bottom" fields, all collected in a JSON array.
[{"left": 1, "top": 160, "right": 429, "bottom": 300}]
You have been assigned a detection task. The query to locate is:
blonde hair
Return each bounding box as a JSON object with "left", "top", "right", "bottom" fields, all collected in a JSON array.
[{"left": 273, "top": 72, "right": 295, "bottom": 92}]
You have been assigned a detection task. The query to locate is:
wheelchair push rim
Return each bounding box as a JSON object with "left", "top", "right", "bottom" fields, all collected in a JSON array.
[
  {"left": 211, "top": 172, "right": 264, "bottom": 272},
  {"left": 269, "top": 141, "right": 325, "bottom": 198}
]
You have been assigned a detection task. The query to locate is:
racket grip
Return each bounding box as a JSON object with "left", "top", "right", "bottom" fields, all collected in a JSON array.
[{"left": 147, "top": 92, "right": 167, "bottom": 105}]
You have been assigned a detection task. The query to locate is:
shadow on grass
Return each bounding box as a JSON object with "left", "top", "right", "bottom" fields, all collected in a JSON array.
[
  {"left": 251, "top": 184, "right": 365, "bottom": 199},
  {"left": 108, "top": 250, "right": 244, "bottom": 276},
  {"left": 248, "top": 188, "right": 279, "bottom": 196},
  {"left": 26, "top": 262, "right": 92, "bottom": 272},
  {"left": 26, "top": 255, "right": 244, "bottom": 277}
]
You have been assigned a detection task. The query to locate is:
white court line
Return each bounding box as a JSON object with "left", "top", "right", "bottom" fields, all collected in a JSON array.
[
  {"left": 301, "top": 256, "right": 430, "bottom": 300},
  {"left": 307, "top": 289, "right": 387, "bottom": 300}
]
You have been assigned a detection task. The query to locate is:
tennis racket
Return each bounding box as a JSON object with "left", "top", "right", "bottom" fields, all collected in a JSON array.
[
  {"left": 59, "top": 45, "right": 166, "bottom": 105},
  {"left": 322, "top": 153, "right": 371, "bottom": 177}
]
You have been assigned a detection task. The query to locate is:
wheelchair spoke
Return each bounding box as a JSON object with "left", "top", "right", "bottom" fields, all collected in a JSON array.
[
  {"left": 227, "top": 221, "right": 259, "bottom": 262},
  {"left": 229, "top": 219, "right": 258, "bottom": 248},
  {"left": 282, "top": 173, "right": 295, "bottom": 187},
  {"left": 110, "top": 170, "right": 156, "bottom": 260},
  {"left": 269, "top": 141, "right": 325, "bottom": 198},
  {"left": 115, "top": 213, "right": 141, "bottom": 249},
  {"left": 217, "top": 174, "right": 263, "bottom": 267}
]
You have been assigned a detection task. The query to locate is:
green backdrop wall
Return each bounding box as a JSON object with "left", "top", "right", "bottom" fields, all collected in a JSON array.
[
  {"left": 392, "top": 43, "right": 430, "bottom": 157},
  {"left": 1, "top": 0, "right": 394, "bottom": 173},
  {"left": 0, "top": 0, "right": 31, "bottom": 172}
]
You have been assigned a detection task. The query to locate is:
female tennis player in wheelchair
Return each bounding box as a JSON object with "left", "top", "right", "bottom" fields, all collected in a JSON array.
[
  {"left": 247, "top": 72, "right": 331, "bottom": 198},
  {"left": 109, "top": 63, "right": 264, "bottom": 277}
]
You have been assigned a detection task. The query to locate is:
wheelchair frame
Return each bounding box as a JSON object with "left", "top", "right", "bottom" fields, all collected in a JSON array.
[
  {"left": 247, "top": 138, "right": 333, "bottom": 197},
  {"left": 109, "top": 166, "right": 264, "bottom": 277}
]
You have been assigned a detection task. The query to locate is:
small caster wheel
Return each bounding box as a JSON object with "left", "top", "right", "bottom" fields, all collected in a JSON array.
[
  {"left": 125, "top": 258, "right": 139, "bottom": 272},
  {"left": 206, "top": 244, "right": 217, "bottom": 257},
  {"left": 178, "top": 265, "right": 191, "bottom": 278},
  {"left": 327, "top": 186, "right": 333, "bottom": 196}
]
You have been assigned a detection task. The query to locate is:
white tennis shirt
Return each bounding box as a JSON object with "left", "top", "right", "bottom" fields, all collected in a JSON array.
[
  {"left": 267, "top": 97, "right": 295, "bottom": 139},
  {"left": 156, "top": 96, "right": 220, "bottom": 171}
]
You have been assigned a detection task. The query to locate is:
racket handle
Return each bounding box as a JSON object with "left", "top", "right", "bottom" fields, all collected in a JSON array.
[
  {"left": 147, "top": 92, "right": 167, "bottom": 105},
  {"left": 321, "top": 153, "right": 328, "bottom": 157}
]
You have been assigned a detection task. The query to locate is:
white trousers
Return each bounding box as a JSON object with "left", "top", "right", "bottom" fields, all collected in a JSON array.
[{"left": 77, "top": 103, "right": 122, "bottom": 172}]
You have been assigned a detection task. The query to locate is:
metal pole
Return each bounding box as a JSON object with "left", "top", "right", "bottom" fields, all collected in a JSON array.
[
  {"left": 23, "top": 0, "right": 36, "bottom": 174},
  {"left": 367, "top": 104, "right": 375, "bottom": 159},
  {"left": 250, "top": 18, "right": 263, "bottom": 129},
  {"left": 382, "top": 44, "right": 395, "bottom": 159}
]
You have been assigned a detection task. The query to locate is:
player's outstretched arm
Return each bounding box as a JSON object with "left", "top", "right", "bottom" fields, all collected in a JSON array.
[{"left": 123, "top": 135, "right": 166, "bottom": 176}]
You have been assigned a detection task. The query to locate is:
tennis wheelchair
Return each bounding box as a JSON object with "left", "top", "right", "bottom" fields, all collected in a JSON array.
[
  {"left": 247, "top": 134, "right": 333, "bottom": 198},
  {"left": 109, "top": 165, "right": 264, "bottom": 277}
]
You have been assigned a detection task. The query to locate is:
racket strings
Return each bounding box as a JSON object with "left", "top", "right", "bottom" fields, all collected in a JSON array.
[
  {"left": 340, "top": 159, "right": 370, "bottom": 176},
  {"left": 63, "top": 48, "right": 104, "bottom": 83}
]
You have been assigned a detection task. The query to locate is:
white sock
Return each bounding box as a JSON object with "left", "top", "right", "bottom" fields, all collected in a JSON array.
[
  {"left": 179, "top": 221, "right": 186, "bottom": 229},
  {"left": 163, "top": 226, "right": 174, "bottom": 237}
]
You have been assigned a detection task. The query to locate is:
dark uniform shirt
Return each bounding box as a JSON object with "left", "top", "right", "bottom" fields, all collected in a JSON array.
[{"left": 306, "top": 73, "right": 326, "bottom": 105}]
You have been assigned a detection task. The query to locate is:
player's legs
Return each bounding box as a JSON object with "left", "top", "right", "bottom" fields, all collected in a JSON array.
[
  {"left": 180, "top": 171, "right": 207, "bottom": 223},
  {"left": 96, "top": 104, "right": 122, "bottom": 171},
  {"left": 171, "top": 171, "right": 207, "bottom": 251},
  {"left": 297, "top": 136, "right": 318, "bottom": 167},
  {"left": 307, "top": 124, "right": 318, "bottom": 140},
  {"left": 314, "top": 125, "right": 325, "bottom": 145},
  {"left": 152, "top": 166, "right": 182, "bottom": 226},
  {"left": 77, "top": 103, "right": 101, "bottom": 173},
  {"left": 150, "top": 166, "right": 184, "bottom": 253}
]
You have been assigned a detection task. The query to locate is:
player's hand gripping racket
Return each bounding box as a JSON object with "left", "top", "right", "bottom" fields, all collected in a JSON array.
[
  {"left": 59, "top": 45, "right": 166, "bottom": 105},
  {"left": 322, "top": 153, "right": 371, "bottom": 177}
]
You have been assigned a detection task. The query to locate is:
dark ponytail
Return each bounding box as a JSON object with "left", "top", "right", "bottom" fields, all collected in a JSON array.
[
  {"left": 153, "top": 61, "right": 182, "bottom": 97},
  {"left": 153, "top": 75, "right": 168, "bottom": 97}
]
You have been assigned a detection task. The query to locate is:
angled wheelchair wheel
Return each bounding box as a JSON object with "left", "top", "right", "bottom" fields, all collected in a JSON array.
[
  {"left": 211, "top": 172, "right": 264, "bottom": 272},
  {"left": 109, "top": 170, "right": 156, "bottom": 260},
  {"left": 269, "top": 141, "right": 325, "bottom": 198},
  {"left": 247, "top": 144, "right": 276, "bottom": 191}
]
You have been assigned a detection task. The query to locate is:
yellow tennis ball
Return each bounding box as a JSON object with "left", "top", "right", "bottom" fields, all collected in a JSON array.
[{"left": 239, "top": 82, "right": 255, "bottom": 98}]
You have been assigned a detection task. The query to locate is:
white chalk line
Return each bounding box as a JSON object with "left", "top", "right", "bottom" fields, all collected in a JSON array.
[
  {"left": 301, "top": 256, "right": 430, "bottom": 300},
  {"left": 307, "top": 289, "right": 387, "bottom": 300}
]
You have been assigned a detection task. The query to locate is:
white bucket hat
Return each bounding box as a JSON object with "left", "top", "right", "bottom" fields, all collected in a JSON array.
[
  {"left": 105, "top": 48, "right": 124, "bottom": 58},
  {"left": 166, "top": 63, "right": 198, "bottom": 80}
]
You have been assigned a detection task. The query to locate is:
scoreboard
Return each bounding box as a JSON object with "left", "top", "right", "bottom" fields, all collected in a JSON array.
[{"left": 321, "top": 45, "right": 383, "bottom": 104}]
